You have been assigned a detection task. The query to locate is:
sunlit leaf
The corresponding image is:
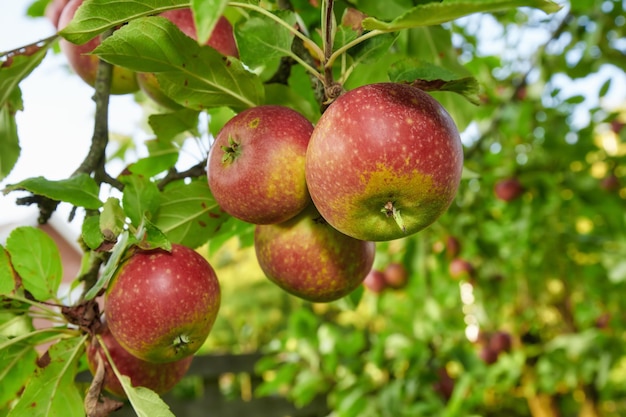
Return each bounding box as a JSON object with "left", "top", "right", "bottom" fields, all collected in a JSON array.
[
  {"left": 120, "top": 175, "right": 161, "bottom": 227},
  {"left": 191, "top": 0, "right": 229, "bottom": 45},
  {"left": 362, "top": 0, "right": 561, "bottom": 31},
  {"left": 3, "top": 174, "right": 102, "bottom": 209},
  {"left": 5, "top": 227, "right": 63, "bottom": 302},
  {"left": 83, "top": 230, "right": 132, "bottom": 300},
  {"left": 119, "top": 375, "right": 175, "bottom": 417},
  {"left": 94, "top": 17, "right": 263, "bottom": 111},
  {"left": 155, "top": 178, "right": 229, "bottom": 248},
  {"left": 59, "top": 0, "right": 188, "bottom": 44},
  {"left": 7, "top": 336, "right": 86, "bottom": 417}
]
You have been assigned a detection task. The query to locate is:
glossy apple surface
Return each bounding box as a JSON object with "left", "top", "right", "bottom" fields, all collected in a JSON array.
[
  {"left": 105, "top": 244, "right": 220, "bottom": 363},
  {"left": 58, "top": 0, "right": 139, "bottom": 94},
  {"left": 208, "top": 105, "right": 314, "bottom": 224},
  {"left": 254, "top": 205, "right": 375, "bottom": 302},
  {"left": 86, "top": 324, "right": 193, "bottom": 398},
  {"left": 305, "top": 83, "right": 463, "bottom": 241}
]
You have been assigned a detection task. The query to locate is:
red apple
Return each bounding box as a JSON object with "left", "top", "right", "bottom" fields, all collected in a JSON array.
[
  {"left": 104, "top": 244, "right": 220, "bottom": 363},
  {"left": 494, "top": 177, "right": 524, "bottom": 202},
  {"left": 254, "top": 204, "right": 375, "bottom": 302},
  {"left": 448, "top": 258, "right": 474, "bottom": 280},
  {"left": 488, "top": 331, "right": 512, "bottom": 354},
  {"left": 363, "top": 269, "right": 387, "bottom": 293},
  {"left": 445, "top": 236, "right": 461, "bottom": 259},
  {"left": 86, "top": 324, "right": 193, "bottom": 398},
  {"left": 383, "top": 262, "right": 408, "bottom": 289},
  {"left": 305, "top": 83, "right": 463, "bottom": 241},
  {"left": 600, "top": 173, "right": 620, "bottom": 192},
  {"left": 479, "top": 345, "right": 499, "bottom": 365},
  {"left": 208, "top": 105, "right": 314, "bottom": 224},
  {"left": 137, "top": 9, "right": 238, "bottom": 109},
  {"left": 58, "top": 0, "right": 139, "bottom": 94}
]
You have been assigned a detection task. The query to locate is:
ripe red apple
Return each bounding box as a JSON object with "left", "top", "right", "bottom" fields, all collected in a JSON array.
[
  {"left": 448, "top": 258, "right": 474, "bottom": 280},
  {"left": 494, "top": 177, "right": 524, "bottom": 201},
  {"left": 254, "top": 204, "right": 375, "bottom": 302},
  {"left": 305, "top": 83, "right": 463, "bottom": 241},
  {"left": 488, "top": 330, "right": 512, "bottom": 354},
  {"left": 208, "top": 105, "right": 314, "bottom": 224},
  {"left": 104, "top": 243, "right": 220, "bottom": 363},
  {"left": 137, "top": 9, "right": 238, "bottom": 109},
  {"left": 445, "top": 235, "right": 461, "bottom": 259},
  {"left": 86, "top": 324, "right": 193, "bottom": 398},
  {"left": 479, "top": 345, "right": 499, "bottom": 365},
  {"left": 58, "top": 0, "right": 139, "bottom": 94},
  {"left": 363, "top": 269, "right": 387, "bottom": 293},
  {"left": 383, "top": 262, "right": 408, "bottom": 289}
]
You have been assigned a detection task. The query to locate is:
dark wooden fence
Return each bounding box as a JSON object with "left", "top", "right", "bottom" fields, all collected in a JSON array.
[{"left": 79, "top": 353, "right": 329, "bottom": 417}]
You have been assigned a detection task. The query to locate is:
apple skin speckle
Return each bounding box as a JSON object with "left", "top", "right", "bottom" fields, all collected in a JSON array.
[{"left": 105, "top": 244, "right": 220, "bottom": 363}]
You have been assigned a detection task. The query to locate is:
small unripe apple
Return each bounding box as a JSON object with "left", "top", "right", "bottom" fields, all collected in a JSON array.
[
  {"left": 305, "top": 83, "right": 463, "bottom": 241},
  {"left": 254, "top": 204, "right": 375, "bottom": 302},
  {"left": 86, "top": 324, "right": 193, "bottom": 398},
  {"left": 363, "top": 269, "right": 387, "bottom": 293},
  {"left": 137, "top": 9, "right": 238, "bottom": 109},
  {"left": 105, "top": 244, "right": 220, "bottom": 363},
  {"left": 383, "top": 262, "right": 408, "bottom": 289},
  {"left": 208, "top": 105, "right": 314, "bottom": 224},
  {"left": 58, "top": 0, "right": 139, "bottom": 94},
  {"left": 494, "top": 177, "right": 524, "bottom": 202}
]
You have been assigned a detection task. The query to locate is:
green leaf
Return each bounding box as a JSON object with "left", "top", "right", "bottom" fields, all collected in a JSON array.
[
  {"left": 7, "top": 336, "right": 86, "bottom": 417},
  {"left": 100, "top": 197, "right": 126, "bottom": 240},
  {"left": 0, "top": 337, "right": 38, "bottom": 409},
  {"left": 3, "top": 174, "right": 102, "bottom": 210},
  {"left": 136, "top": 219, "right": 172, "bottom": 251},
  {"left": 0, "top": 88, "right": 22, "bottom": 182},
  {"left": 362, "top": 0, "right": 562, "bottom": 31},
  {"left": 120, "top": 175, "right": 161, "bottom": 227},
  {"left": 130, "top": 139, "right": 179, "bottom": 177},
  {"left": 347, "top": 31, "right": 397, "bottom": 66},
  {"left": 236, "top": 11, "right": 297, "bottom": 75},
  {"left": 5, "top": 227, "right": 63, "bottom": 302},
  {"left": 389, "top": 59, "right": 481, "bottom": 104},
  {"left": 83, "top": 230, "right": 131, "bottom": 300},
  {"left": 119, "top": 376, "right": 176, "bottom": 417},
  {"left": 192, "top": 0, "right": 229, "bottom": 45},
  {"left": 0, "top": 39, "right": 53, "bottom": 108},
  {"left": 206, "top": 106, "right": 236, "bottom": 137},
  {"left": 155, "top": 178, "right": 229, "bottom": 249},
  {"left": 598, "top": 78, "right": 611, "bottom": 98},
  {"left": 0, "top": 246, "right": 16, "bottom": 295},
  {"left": 59, "top": 0, "right": 188, "bottom": 44},
  {"left": 148, "top": 109, "right": 200, "bottom": 142},
  {"left": 94, "top": 17, "right": 263, "bottom": 111},
  {"left": 81, "top": 214, "right": 104, "bottom": 251}
]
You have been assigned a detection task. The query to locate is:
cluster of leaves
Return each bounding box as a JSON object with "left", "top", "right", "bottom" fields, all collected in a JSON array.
[{"left": 2, "top": 0, "right": 625, "bottom": 416}]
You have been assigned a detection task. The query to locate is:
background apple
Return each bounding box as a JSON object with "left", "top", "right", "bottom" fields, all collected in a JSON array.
[
  {"left": 383, "top": 262, "right": 408, "bottom": 289},
  {"left": 45, "top": 0, "right": 70, "bottom": 28},
  {"left": 208, "top": 105, "right": 314, "bottom": 224},
  {"left": 104, "top": 243, "right": 221, "bottom": 363},
  {"left": 305, "top": 83, "right": 463, "bottom": 241},
  {"left": 58, "top": 0, "right": 139, "bottom": 94},
  {"left": 86, "top": 324, "right": 193, "bottom": 398},
  {"left": 363, "top": 269, "right": 387, "bottom": 293},
  {"left": 448, "top": 258, "right": 475, "bottom": 280},
  {"left": 494, "top": 177, "right": 524, "bottom": 201},
  {"left": 137, "top": 9, "right": 238, "bottom": 109},
  {"left": 254, "top": 204, "right": 375, "bottom": 302}
]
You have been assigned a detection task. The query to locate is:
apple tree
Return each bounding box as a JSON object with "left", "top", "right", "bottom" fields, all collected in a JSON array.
[{"left": 2, "top": 0, "right": 625, "bottom": 416}]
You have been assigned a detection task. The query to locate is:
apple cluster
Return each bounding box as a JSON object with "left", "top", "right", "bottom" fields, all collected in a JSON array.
[
  {"left": 362, "top": 262, "right": 409, "bottom": 294},
  {"left": 92, "top": 244, "right": 221, "bottom": 397},
  {"left": 207, "top": 83, "right": 463, "bottom": 302}
]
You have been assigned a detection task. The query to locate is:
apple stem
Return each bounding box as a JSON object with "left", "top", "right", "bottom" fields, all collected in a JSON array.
[
  {"left": 382, "top": 201, "right": 406, "bottom": 233},
  {"left": 221, "top": 136, "right": 241, "bottom": 164}
]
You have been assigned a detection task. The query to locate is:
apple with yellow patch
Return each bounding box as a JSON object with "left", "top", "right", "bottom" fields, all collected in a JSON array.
[
  {"left": 207, "top": 105, "right": 314, "bottom": 224},
  {"left": 305, "top": 83, "right": 463, "bottom": 241}
]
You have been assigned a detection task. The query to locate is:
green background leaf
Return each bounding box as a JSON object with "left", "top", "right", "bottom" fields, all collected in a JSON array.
[
  {"left": 3, "top": 174, "right": 103, "bottom": 209},
  {"left": 5, "top": 227, "right": 63, "bottom": 302}
]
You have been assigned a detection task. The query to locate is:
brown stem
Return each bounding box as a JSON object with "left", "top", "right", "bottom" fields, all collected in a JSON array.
[
  {"left": 157, "top": 160, "right": 207, "bottom": 191},
  {"left": 321, "top": 0, "right": 342, "bottom": 103}
]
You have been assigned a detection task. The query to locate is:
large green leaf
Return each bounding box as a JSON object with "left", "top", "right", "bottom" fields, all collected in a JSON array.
[
  {"left": 362, "top": 0, "right": 561, "bottom": 31},
  {"left": 0, "top": 89, "right": 21, "bottom": 182},
  {"left": 0, "top": 336, "right": 38, "bottom": 409},
  {"left": 0, "top": 246, "right": 16, "bottom": 295},
  {"left": 155, "top": 178, "right": 229, "bottom": 248},
  {"left": 59, "top": 0, "right": 187, "bottom": 44},
  {"left": 94, "top": 17, "right": 263, "bottom": 111},
  {"left": 120, "top": 175, "right": 161, "bottom": 227},
  {"left": 7, "top": 336, "right": 86, "bottom": 417},
  {"left": 5, "top": 227, "right": 64, "bottom": 302},
  {"left": 119, "top": 376, "right": 176, "bottom": 417},
  {"left": 3, "top": 174, "right": 103, "bottom": 210},
  {"left": 191, "top": 0, "right": 229, "bottom": 45}
]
